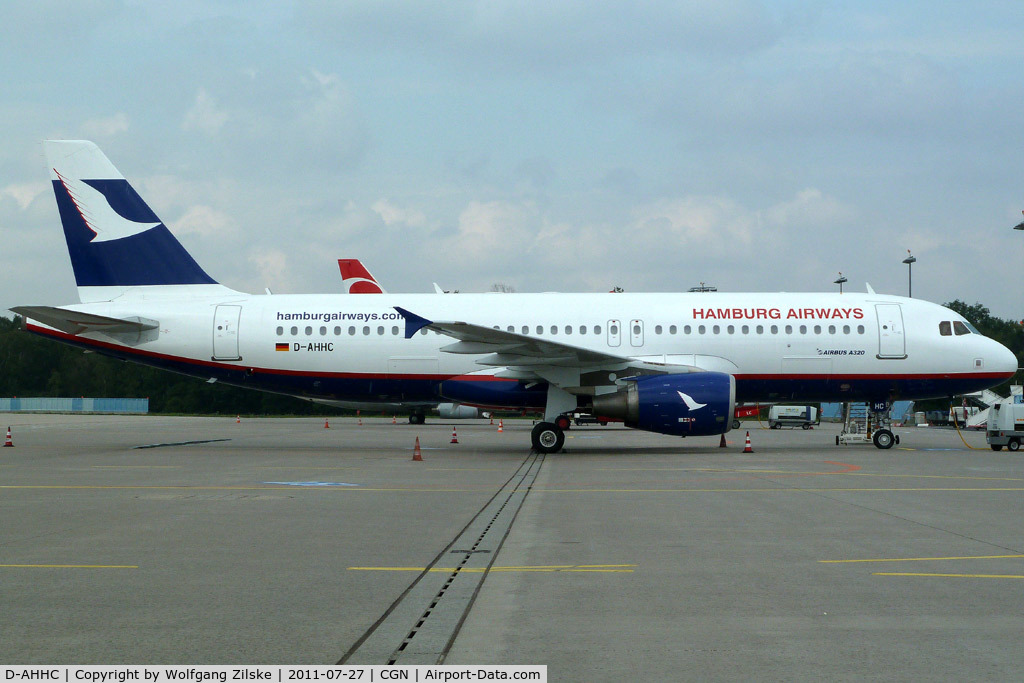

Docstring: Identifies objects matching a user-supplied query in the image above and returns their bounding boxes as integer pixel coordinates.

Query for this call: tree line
[1,301,1021,415]
[0,315,334,416]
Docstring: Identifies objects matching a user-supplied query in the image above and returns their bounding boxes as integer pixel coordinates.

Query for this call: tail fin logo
[55,170,161,243]
[338,259,386,294]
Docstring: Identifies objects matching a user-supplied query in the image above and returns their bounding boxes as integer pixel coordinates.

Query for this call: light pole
[902,250,916,298]
[834,273,847,294]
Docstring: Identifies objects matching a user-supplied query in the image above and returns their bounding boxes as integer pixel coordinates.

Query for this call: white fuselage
[29,289,1017,408]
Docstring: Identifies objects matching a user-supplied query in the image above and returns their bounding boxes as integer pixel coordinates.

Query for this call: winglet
[394,307,433,339]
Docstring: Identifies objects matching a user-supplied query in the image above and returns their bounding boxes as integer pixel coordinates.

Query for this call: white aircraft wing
[395,306,630,371]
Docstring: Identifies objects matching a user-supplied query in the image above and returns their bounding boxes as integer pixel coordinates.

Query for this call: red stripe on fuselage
[24,324,515,382]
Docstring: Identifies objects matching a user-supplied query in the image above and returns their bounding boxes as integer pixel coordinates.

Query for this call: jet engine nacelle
[591,372,736,437]
[437,403,484,419]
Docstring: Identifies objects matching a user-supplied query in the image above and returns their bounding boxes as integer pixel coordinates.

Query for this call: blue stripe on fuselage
[25,325,1011,408]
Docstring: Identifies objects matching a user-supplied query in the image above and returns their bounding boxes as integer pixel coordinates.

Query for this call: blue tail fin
[44,141,222,301]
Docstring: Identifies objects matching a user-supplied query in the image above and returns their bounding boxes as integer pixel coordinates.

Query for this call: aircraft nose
[991,339,1019,377]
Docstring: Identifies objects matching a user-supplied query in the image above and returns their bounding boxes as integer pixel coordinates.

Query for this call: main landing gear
[408,412,426,425]
[531,422,565,454]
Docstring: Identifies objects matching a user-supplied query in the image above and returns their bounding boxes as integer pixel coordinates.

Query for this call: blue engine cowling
[591,372,736,437]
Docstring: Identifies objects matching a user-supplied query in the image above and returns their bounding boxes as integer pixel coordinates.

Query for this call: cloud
[296,1,782,74]
[181,89,229,135]
[80,112,129,138]
[372,199,429,229]
[173,204,238,239]
[1,182,49,211]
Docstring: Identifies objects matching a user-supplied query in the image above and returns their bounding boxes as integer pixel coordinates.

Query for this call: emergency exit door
[213,305,242,360]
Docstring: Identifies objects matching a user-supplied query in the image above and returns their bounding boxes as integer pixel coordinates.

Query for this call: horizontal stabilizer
[12,305,159,345]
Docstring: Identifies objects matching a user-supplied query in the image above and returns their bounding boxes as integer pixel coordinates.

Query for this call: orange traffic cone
[412,437,423,461]
[324,418,330,429]
[3,427,12,447]
[392,415,397,425]
[719,433,727,448]
[498,420,504,433]
[236,415,241,424]
[358,417,362,426]
[451,427,459,444]
[490,416,494,426]
[742,431,754,453]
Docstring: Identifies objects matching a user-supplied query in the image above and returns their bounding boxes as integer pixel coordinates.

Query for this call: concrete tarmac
[2,415,1024,680]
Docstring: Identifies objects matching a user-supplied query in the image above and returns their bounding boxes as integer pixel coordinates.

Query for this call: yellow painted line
[349,564,636,573]
[1,564,138,569]
[7,485,1024,493]
[92,466,181,469]
[0,485,481,491]
[842,473,1024,482]
[874,572,1024,579]
[597,469,1024,482]
[821,554,1024,564]
[539,487,1024,492]
[256,466,360,470]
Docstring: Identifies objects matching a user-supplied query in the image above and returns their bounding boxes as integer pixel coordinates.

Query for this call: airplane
[10,140,1018,453]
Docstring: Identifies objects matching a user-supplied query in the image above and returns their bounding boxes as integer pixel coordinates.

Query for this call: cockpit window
[953,321,972,336]
[939,321,951,336]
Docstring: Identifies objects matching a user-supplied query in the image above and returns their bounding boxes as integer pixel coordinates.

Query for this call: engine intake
[591,372,735,437]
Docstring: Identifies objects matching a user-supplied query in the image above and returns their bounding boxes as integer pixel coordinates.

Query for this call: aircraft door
[630,319,644,347]
[875,304,906,359]
[212,305,242,361]
[607,319,621,347]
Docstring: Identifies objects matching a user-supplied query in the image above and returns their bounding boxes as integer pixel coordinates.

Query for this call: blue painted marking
[394,306,432,339]
[263,481,360,487]
[53,178,216,286]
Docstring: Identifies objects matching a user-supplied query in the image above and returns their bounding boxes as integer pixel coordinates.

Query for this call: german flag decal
[275,343,289,352]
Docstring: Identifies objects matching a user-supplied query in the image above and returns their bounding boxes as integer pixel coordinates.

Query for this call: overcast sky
[3,1,1024,318]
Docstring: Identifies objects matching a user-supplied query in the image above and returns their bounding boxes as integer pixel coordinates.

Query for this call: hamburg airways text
[692,307,864,320]
[277,311,402,323]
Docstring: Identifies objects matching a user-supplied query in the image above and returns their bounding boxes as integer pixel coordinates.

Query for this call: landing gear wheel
[872,428,895,449]
[531,422,565,454]
[409,413,425,425]
[555,414,571,431]
[732,419,741,430]
[1009,438,1020,452]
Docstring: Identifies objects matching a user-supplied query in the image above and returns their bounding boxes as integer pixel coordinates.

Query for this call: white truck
[768,405,819,430]
[985,397,1024,451]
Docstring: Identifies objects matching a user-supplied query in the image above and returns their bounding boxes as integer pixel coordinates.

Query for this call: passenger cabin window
[953,321,971,336]
[939,321,952,336]
[276,326,284,336]
[594,325,602,334]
